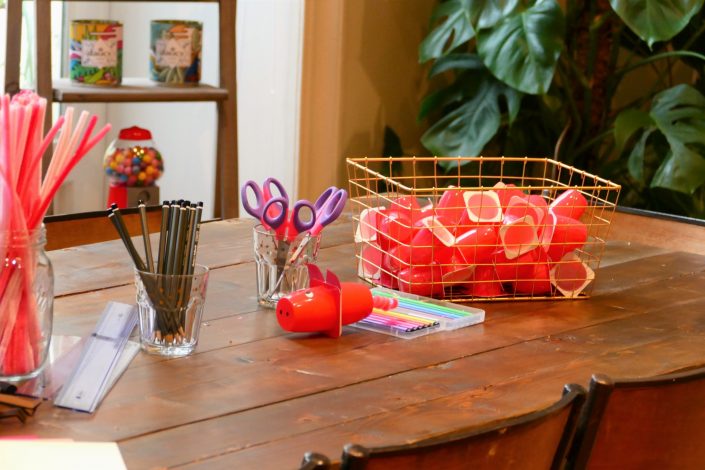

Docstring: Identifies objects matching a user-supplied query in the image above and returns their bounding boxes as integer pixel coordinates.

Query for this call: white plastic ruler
[54,302,138,413]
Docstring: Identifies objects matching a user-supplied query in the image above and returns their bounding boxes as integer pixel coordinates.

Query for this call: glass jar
[0,226,54,381]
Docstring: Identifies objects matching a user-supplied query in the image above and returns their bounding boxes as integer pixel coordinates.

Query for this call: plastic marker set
[353,287,485,339]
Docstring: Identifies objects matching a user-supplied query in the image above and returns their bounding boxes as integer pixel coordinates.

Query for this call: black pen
[137,200,154,272]
[157,200,169,275]
[108,205,147,272]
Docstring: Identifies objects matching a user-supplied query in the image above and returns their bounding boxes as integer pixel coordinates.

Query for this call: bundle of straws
[0,91,111,375]
[108,200,203,343]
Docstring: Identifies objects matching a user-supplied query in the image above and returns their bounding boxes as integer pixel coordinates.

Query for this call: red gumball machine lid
[118,126,152,140]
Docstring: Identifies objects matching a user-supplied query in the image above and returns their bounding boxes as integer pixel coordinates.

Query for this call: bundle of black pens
[108,200,210,356]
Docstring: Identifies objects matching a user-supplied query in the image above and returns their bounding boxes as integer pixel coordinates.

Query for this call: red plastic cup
[398,264,444,297]
[454,225,499,265]
[511,249,551,295]
[389,196,421,222]
[550,189,588,219]
[379,269,399,289]
[550,251,595,297]
[493,247,544,283]
[355,206,385,243]
[546,215,587,261]
[435,188,467,225]
[466,265,505,297]
[389,223,453,269]
[493,182,525,210]
[463,190,503,224]
[499,215,540,259]
[376,210,414,251]
[505,195,546,226]
[359,243,384,279]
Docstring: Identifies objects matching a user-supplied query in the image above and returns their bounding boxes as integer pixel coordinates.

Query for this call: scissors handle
[261,197,289,235]
[241,180,266,219]
[262,177,288,203]
[313,186,337,211]
[311,189,347,236]
[289,200,316,235]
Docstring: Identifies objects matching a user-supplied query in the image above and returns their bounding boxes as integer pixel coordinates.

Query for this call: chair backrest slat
[570,367,705,469]
[336,383,586,470]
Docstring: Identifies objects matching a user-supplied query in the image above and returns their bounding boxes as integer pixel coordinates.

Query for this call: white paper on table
[0,440,127,470]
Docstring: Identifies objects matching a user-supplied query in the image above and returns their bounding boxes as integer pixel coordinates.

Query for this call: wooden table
[2,212,705,469]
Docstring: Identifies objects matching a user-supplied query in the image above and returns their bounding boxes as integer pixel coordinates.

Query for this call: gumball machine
[104,126,164,208]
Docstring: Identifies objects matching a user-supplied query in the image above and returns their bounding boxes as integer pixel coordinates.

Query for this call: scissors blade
[288,233,313,264]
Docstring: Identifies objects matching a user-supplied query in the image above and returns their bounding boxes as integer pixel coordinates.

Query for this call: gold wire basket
[347,156,621,302]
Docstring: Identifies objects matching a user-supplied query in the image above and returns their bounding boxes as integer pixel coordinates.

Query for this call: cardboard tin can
[69,20,123,86]
[150,20,202,86]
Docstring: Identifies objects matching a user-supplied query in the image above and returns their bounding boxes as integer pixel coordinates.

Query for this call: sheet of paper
[0,440,127,470]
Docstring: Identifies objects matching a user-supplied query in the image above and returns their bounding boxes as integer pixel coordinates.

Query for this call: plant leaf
[419,0,474,63]
[627,128,655,183]
[614,108,653,157]
[477,0,565,94]
[650,83,705,146]
[421,72,521,165]
[418,83,466,122]
[429,53,484,78]
[651,143,705,193]
[646,85,705,193]
[468,0,522,29]
[609,0,705,47]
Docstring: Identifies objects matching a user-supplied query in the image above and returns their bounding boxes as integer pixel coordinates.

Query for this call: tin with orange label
[69,20,123,86]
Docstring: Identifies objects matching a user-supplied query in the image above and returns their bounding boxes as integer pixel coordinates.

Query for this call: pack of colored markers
[353,287,485,339]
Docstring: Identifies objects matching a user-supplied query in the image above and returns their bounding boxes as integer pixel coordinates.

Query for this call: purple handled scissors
[288,187,348,263]
[241,178,316,241]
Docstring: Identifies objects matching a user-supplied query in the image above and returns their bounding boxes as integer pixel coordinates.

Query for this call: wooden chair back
[44,206,163,251]
[337,383,586,470]
[569,366,705,469]
[299,452,331,470]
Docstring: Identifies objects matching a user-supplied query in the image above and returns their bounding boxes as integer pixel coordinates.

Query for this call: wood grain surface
[1,212,704,469]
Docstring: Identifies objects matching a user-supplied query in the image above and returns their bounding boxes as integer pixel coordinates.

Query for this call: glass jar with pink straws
[0,90,111,380]
[0,226,53,380]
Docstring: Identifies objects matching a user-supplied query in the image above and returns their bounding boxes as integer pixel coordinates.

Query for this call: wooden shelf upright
[4,0,239,218]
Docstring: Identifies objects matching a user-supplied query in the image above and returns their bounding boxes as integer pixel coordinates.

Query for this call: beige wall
[299,0,436,200]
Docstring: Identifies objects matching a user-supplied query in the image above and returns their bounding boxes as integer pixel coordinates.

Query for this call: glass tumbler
[253,224,321,307]
[135,264,209,357]
[0,226,54,381]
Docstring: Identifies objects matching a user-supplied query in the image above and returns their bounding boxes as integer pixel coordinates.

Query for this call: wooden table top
[2,212,705,469]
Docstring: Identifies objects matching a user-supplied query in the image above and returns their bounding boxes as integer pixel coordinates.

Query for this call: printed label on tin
[155,36,192,68]
[81,38,118,68]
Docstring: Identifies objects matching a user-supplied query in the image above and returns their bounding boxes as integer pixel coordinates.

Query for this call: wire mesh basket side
[347,157,621,302]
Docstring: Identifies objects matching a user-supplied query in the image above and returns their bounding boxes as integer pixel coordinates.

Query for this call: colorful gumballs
[103,126,164,187]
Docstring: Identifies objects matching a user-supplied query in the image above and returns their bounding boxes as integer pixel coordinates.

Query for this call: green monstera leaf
[609,0,704,47]
[421,69,522,168]
[468,0,521,29]
[419,0,474,63]
[620,84,705,193]
[476,0,565,95]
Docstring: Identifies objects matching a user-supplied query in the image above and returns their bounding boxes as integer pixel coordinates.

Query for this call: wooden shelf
[53,78,229,103]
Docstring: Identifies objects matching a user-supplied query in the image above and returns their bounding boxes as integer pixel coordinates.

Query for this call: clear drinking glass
[253,224,321,307]
[134,264,209,357]
[0,226,54,381]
